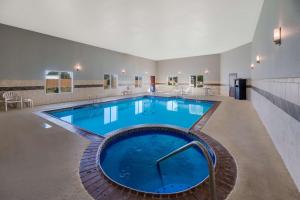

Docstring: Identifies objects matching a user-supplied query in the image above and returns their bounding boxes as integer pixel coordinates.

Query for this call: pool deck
[0,94,299,200]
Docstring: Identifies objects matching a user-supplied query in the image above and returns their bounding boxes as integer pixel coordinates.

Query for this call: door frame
[229,73,237,97]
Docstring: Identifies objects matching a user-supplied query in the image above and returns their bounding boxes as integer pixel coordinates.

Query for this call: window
[111,74,118,89]
[104,74,110,89]
[190,75,203,88]
[168,76,178,86]
[134,76,142,88]
[45,71,73,94]
[196,75,204,87]
[104,74,118,89]
[190,75,196,87]
[60,72,73,92]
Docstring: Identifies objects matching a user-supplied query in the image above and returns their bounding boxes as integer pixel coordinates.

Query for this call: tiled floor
[0,95,299,200]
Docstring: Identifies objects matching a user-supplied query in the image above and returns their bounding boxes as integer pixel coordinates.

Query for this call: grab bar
[156,141,217,200]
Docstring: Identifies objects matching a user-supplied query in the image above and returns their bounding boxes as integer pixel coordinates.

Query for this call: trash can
[235,79,246,100]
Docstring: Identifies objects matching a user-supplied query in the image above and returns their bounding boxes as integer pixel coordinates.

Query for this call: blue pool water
[99,129,216,194]
[47,96,214,136]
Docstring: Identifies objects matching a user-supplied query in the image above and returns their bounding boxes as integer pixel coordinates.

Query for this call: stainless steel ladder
[156,141,217,200]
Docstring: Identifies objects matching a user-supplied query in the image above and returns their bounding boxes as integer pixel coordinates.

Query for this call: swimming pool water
[99,129,216,194]
[47,96,214,136]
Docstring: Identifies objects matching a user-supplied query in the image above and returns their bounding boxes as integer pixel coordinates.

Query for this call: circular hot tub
[97,126,216,195]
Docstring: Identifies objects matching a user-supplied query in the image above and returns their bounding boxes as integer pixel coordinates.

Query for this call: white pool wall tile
[250,77,300,190]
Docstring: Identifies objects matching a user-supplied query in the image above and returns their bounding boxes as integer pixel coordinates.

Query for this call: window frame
[196,75,204,88]
[167,76,178,86]
[189,74,204,88]
[45,70,73,95]
[104,73,118,90]
[134,75,143,88]
[190,75,196,87]
[111,74,118,89]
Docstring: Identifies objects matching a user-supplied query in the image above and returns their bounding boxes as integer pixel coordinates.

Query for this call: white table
[204,87,212,96]
[23,98,34,108]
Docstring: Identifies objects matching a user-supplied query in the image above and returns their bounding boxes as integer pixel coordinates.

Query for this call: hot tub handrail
[156,140,217,200]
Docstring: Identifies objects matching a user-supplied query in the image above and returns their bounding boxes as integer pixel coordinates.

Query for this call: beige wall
[0,79,150,106]
[0,23,156,105]
[0,24,156,81]
[156,54,220,84]
[156,54,221,95]
[220,43,252,96]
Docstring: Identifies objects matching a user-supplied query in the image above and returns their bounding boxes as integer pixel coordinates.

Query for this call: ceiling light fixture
[273,27,281,45]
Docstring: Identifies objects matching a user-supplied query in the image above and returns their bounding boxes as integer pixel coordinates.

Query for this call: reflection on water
[49,96,214,136]
[166,100,178,111]
[104,106,118,124]
[61,115,73,123]
[189,104,204,115]
[135,100,143,115]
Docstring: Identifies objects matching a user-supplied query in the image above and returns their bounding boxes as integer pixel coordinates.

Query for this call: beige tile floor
[0,95,299,200]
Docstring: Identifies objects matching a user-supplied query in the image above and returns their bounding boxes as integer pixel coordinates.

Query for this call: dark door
[150,76,156,92]
[229,73,237,97]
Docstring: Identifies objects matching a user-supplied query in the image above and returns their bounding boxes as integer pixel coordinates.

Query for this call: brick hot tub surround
[79,128,237,200]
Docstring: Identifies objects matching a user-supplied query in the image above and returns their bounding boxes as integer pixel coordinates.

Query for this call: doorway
[150,76,156,92]
[229,73,237,97]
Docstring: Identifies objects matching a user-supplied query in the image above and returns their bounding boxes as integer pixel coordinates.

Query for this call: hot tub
[97,126,216,195]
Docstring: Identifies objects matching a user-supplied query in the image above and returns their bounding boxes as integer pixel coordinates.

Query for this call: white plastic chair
[182,87,192,96]
[2,91,23,112]
[203,86,212,96]
[121,86,133,95]
[172,86,181,96]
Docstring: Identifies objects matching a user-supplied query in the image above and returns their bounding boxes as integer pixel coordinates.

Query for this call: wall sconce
[204,69,209,74]
[74,64,82,72]
[256,55,261,64]
[121,69,126,74]
[273,27,281,45]
[251,64,255,69]
[177,71,182,74]
[145,71,148,75]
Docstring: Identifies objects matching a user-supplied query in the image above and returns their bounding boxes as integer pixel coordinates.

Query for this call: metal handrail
[156,141,217,200]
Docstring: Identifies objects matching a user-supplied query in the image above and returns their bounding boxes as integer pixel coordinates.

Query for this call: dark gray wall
[0,24,156,80]
[251,0,300,79]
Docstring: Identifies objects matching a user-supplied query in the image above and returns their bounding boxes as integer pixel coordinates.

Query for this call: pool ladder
[156,141,217,200]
